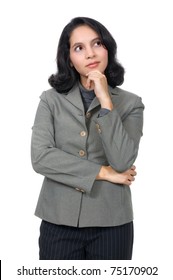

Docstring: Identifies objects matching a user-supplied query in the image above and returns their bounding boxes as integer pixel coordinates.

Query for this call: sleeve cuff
[98,108,111,118]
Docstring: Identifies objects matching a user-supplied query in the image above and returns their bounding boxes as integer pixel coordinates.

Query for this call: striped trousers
[39,220,133,260]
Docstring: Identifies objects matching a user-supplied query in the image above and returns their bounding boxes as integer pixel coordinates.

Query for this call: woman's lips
[86,62,100,68]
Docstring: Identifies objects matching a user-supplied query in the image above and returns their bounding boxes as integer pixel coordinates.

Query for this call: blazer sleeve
[94,96,144,172]
[31,95,101,194]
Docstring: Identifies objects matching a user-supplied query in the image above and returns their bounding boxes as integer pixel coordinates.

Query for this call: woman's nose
[85,47,95,59]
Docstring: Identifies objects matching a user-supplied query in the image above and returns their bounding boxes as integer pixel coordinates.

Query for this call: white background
[0,0,173,279]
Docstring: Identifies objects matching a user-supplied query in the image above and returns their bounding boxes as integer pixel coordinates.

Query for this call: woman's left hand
[86,70,113,110]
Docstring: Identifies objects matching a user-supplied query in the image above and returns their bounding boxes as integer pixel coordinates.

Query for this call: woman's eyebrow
[71,37,101,48]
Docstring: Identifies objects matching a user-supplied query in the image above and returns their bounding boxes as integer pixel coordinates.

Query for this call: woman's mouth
[86,62,100,68]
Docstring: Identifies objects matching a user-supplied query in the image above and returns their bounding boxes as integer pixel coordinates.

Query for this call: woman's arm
[86,70,144,172]
[31,96,101,194]
[95,101,144,172]
[96,165,137,186]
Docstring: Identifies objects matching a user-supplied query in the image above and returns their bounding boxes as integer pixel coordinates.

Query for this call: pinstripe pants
[39,220,133,260]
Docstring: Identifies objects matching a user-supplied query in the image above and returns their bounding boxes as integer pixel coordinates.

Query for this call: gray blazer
[31,84,144,227]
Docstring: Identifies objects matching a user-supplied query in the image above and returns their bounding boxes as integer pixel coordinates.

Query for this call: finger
[85,77,92,89]
[131,176,135,181]
[127,170,137,177]
[131,170,137,176]
[131,165,136,170]
[127,180,132,186]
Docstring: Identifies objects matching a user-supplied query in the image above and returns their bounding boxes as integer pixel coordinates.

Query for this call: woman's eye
[74,45,83,52]
[94,40,102,47]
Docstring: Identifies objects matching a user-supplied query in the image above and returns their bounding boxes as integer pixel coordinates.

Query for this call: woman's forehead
[70,25,99,45]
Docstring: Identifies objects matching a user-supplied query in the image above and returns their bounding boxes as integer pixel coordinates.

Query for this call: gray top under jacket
[79,83,110,117]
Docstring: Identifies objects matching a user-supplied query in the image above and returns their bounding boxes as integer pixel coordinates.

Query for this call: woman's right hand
[96,165,137,186]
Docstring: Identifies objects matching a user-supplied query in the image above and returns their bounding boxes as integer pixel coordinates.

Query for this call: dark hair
[48,17,125,93]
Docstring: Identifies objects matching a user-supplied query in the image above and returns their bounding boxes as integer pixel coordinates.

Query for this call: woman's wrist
[100,99,113,110]
[96,166,108,180]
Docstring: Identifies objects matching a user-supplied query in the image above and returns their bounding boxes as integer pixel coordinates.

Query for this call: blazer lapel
[64,85,84,113]
[87,97,100,112]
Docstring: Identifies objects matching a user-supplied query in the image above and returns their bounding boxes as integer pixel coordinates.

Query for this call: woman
[31,16,144,260]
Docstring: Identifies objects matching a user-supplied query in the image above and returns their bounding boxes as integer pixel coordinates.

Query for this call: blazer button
[96,123,101,133]
[75,187,85,193]
[80,131,86,137]
[79,150,85,157]
[86,112,91,119]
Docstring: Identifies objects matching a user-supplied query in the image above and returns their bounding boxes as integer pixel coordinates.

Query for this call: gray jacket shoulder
[40,87,59,101]
[110,86,144,112]
[111,86,142,100]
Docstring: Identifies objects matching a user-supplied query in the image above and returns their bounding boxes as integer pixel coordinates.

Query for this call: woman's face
[69,25,108,87]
